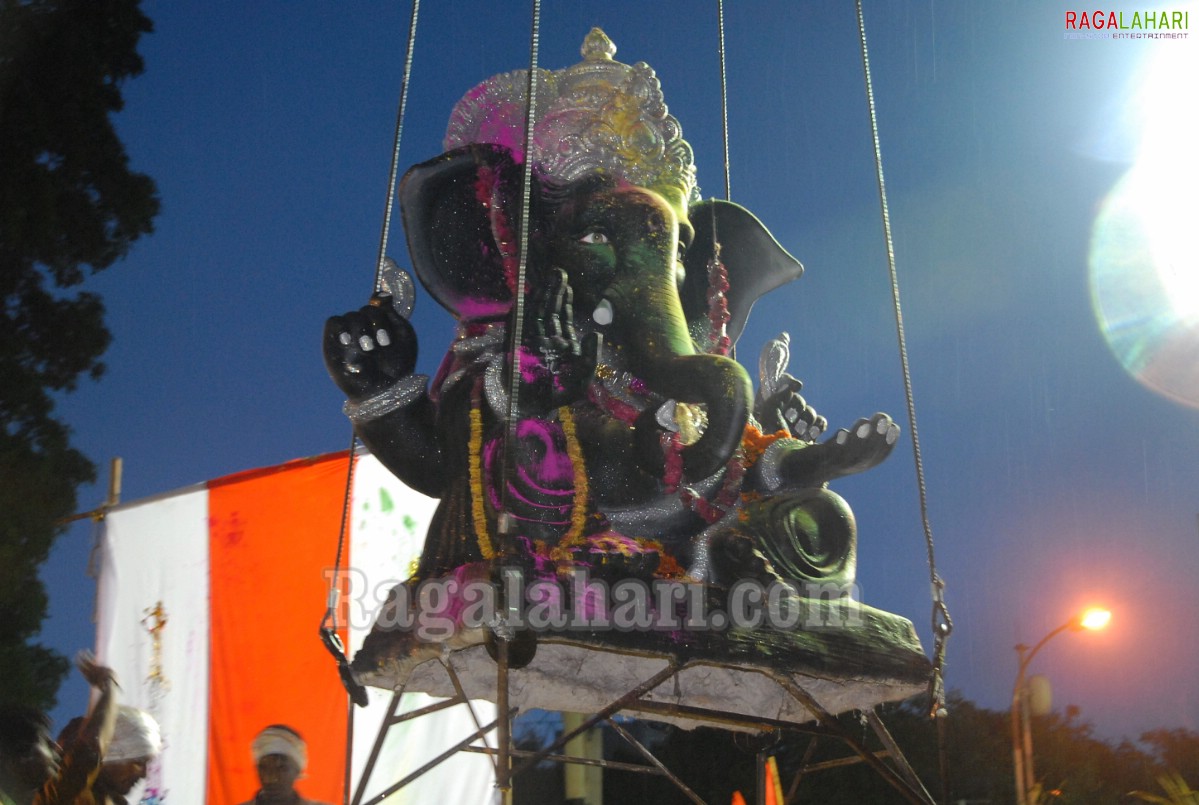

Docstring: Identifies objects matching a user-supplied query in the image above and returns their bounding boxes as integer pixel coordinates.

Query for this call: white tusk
[592,298,614,326]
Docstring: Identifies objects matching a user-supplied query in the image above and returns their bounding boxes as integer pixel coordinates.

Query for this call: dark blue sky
[40,1,1198,743]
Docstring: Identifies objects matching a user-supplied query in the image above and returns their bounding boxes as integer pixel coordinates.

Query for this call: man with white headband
[80,705,161,804]
[236,726,330,805]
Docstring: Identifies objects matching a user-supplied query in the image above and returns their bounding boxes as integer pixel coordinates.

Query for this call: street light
[1011,608,1111,805]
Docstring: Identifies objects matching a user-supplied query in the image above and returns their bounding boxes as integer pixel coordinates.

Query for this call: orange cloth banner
[207,453,351,805]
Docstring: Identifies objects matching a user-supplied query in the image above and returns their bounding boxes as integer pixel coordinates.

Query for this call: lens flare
[1090,168,1199,409]
[1089,30,1198,409]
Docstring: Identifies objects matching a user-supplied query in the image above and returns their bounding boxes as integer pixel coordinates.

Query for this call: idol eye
[676,241,688,262]
[579,230,610,245]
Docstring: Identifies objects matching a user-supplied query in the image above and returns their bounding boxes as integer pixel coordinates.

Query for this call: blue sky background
[39,1,1198,744]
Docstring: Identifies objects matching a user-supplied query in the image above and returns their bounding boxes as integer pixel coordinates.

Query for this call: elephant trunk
[650,353,752,480]
[576,185,752,483]
[602,276,752,483]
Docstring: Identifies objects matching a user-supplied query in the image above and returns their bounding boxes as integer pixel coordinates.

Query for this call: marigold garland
[558,405,589,545]
[645,539,686,578]
[741,423,791,466]
[467,396,496,560]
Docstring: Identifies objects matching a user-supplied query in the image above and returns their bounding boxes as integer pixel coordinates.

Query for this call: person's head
[250,725,306,797]
[97,705,161,795]
[0,705,60,791]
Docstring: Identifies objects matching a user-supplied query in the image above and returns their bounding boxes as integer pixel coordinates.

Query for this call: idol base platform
[351,595,930,732]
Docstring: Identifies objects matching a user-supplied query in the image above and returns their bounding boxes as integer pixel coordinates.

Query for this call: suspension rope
[498,0,543,541]
[322,0,421,639]
[853,0,953,720]
[716,0,732,201]
[373,0,423,293]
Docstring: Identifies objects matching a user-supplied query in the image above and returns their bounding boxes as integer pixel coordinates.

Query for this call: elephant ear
[399,143,532,321]
[681,199,804,349]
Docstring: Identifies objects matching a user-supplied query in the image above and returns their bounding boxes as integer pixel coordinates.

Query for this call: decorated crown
[444,28,699,203]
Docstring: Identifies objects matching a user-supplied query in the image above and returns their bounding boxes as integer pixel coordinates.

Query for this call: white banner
[96,485,210,804]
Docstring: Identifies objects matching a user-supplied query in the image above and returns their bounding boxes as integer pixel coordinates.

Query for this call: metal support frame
[348,646,937,805]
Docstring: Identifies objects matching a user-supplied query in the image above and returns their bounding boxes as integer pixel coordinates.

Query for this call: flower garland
[662,431,684,494]
[540,532,680,579]
[558,405,590,544]
[741,423,791,466]
[706,246,732,356]
[676,447,747,525]
[648,539,687,578]
[466,386,693,579]
[467,391,496,560]
[467,396,591,561]
[661,424,748,524]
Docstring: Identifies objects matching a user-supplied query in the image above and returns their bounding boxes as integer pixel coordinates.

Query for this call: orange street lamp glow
[1079,608,1112,631]
[1012,606,1114,805]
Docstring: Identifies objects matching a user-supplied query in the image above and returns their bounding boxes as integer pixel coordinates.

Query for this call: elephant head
[399,143,803,482]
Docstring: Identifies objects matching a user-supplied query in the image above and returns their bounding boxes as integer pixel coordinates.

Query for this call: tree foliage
[1129,771,1199,805]
[1140,729,1199,789]
[0,0,158,709]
